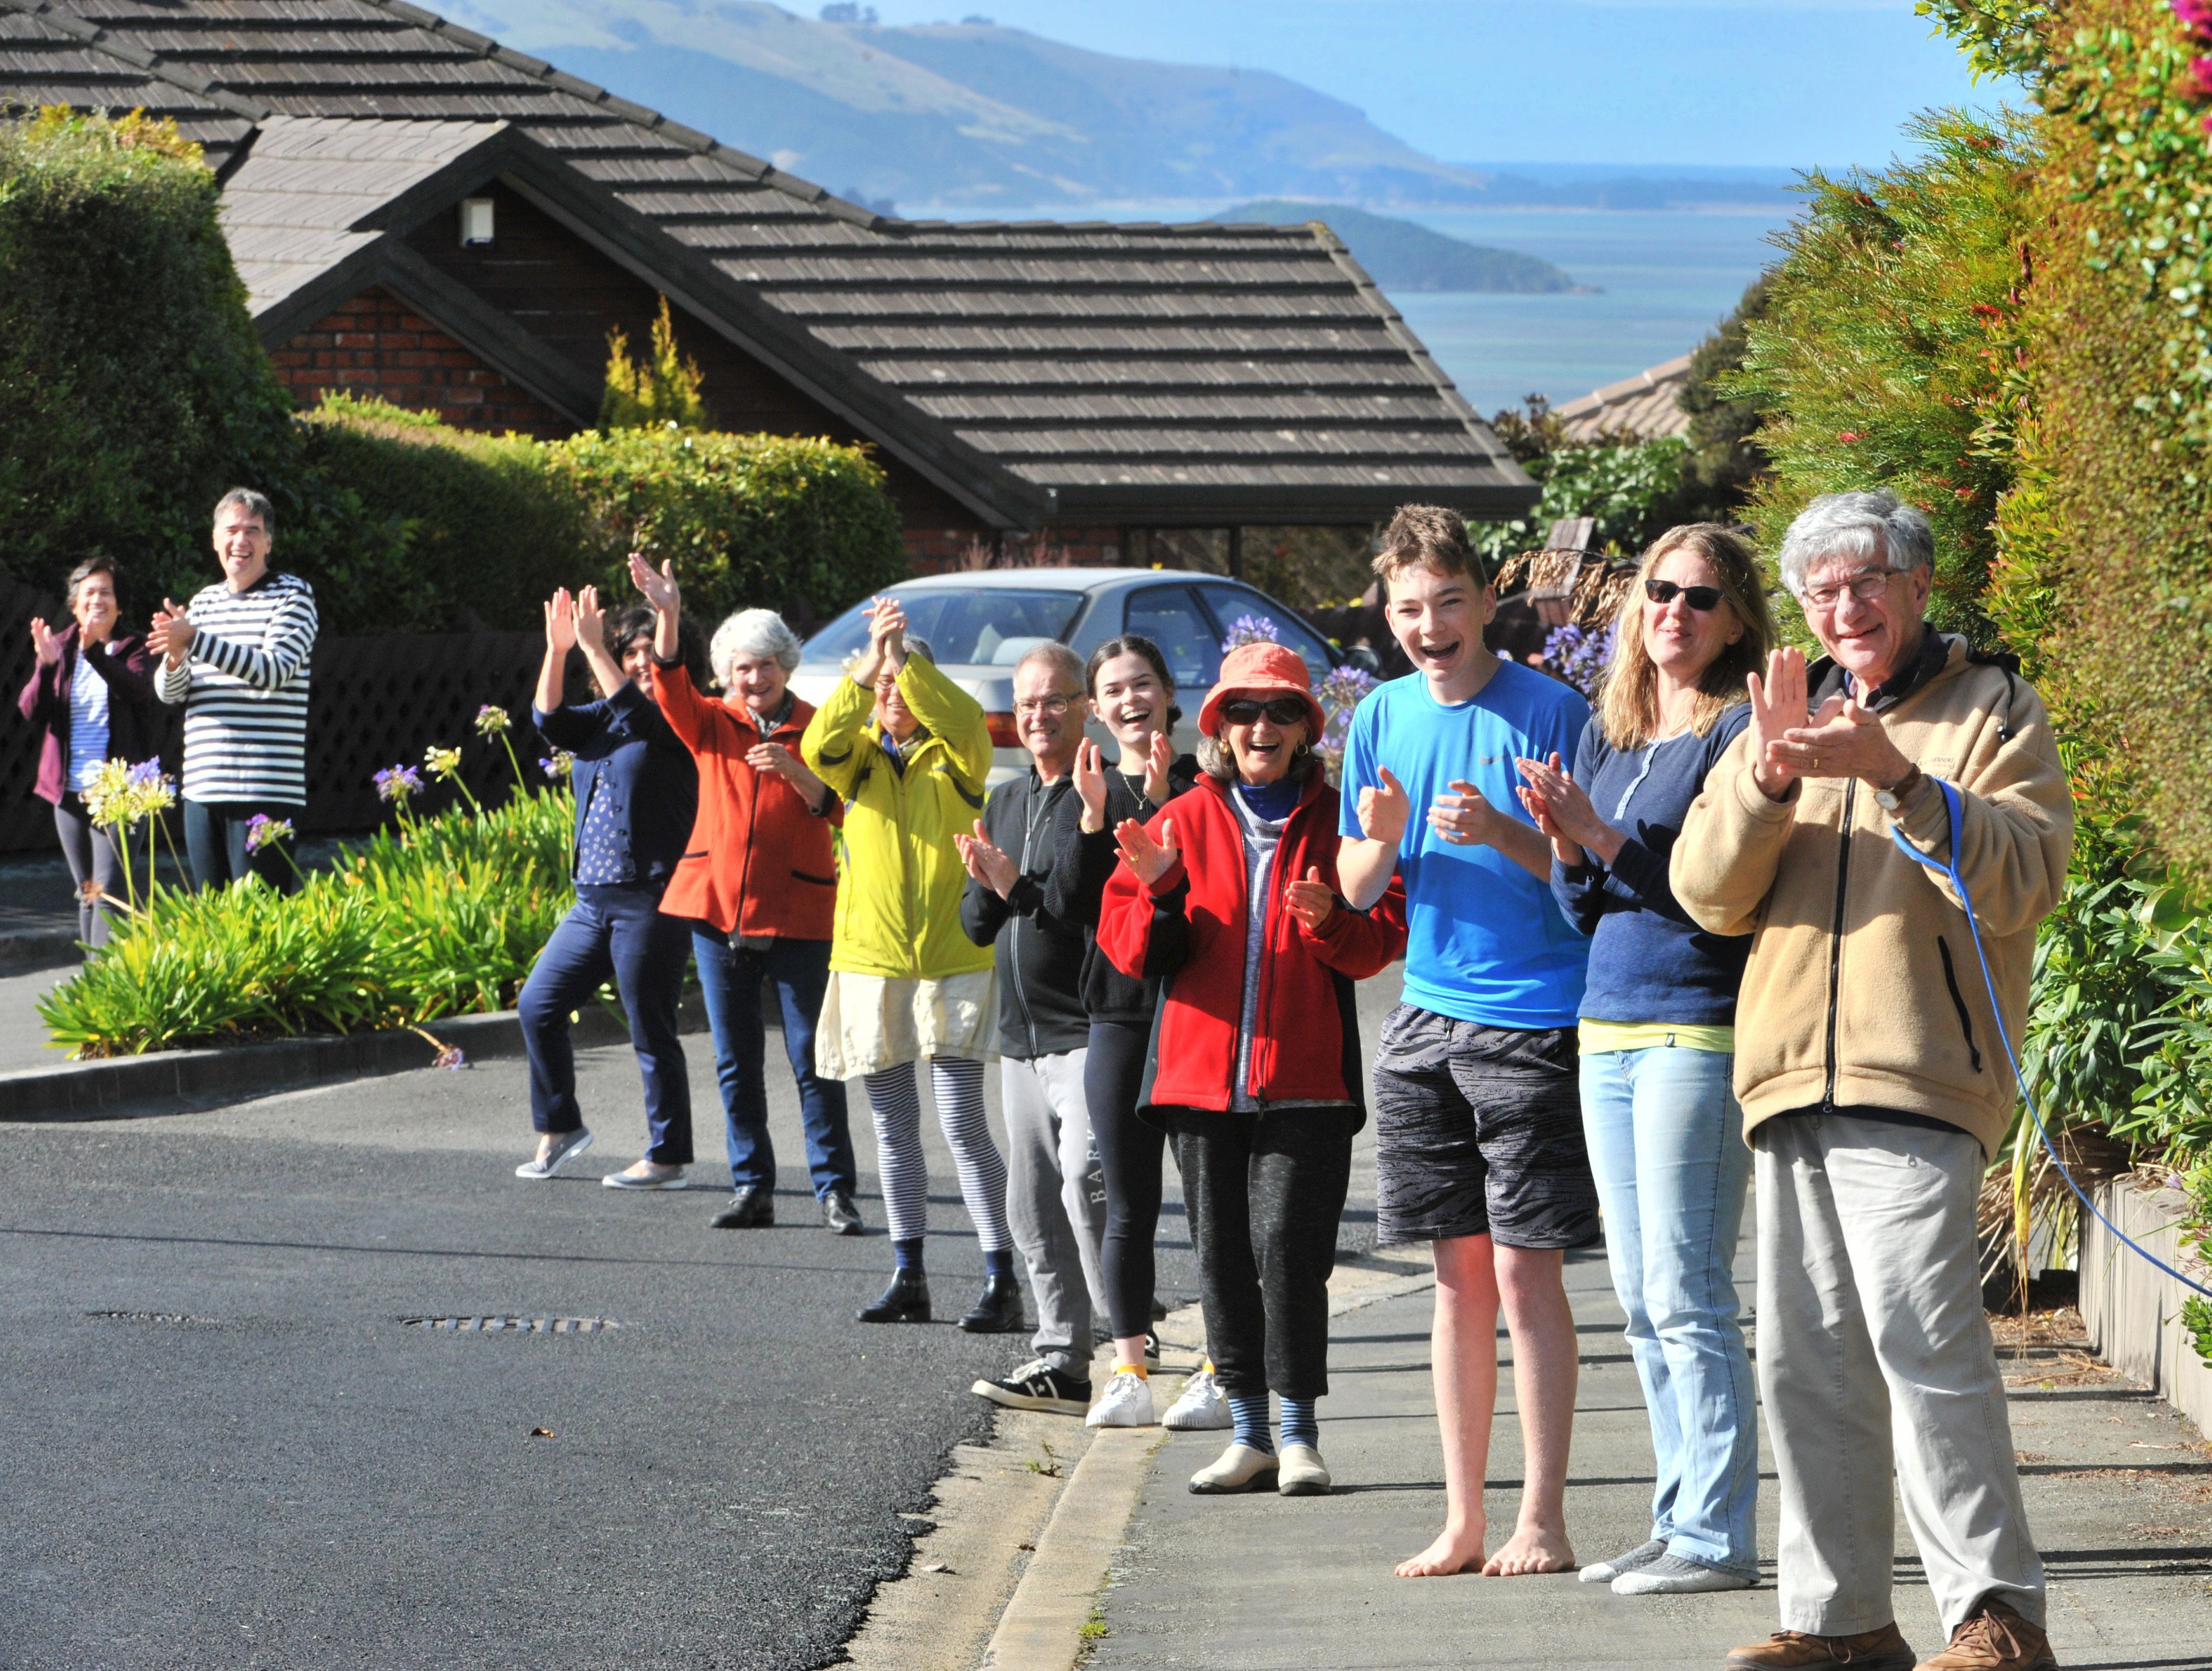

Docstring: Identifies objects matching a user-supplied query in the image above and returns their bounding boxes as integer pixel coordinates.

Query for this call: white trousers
[1756,1113,2045,1636]
[1002,1050,1110,1377]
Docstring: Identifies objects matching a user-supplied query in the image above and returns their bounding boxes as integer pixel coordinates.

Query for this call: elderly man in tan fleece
[1673,491,2073,1671]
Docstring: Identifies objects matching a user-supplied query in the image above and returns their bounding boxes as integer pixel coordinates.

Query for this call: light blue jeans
[1581,1042,1758,1576]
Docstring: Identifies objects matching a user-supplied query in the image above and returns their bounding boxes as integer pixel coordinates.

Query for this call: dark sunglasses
[1645,577,1726,611]
[1217,696,1310,726]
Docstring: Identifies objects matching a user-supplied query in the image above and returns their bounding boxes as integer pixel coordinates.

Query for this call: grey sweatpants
[1757,1113,2045,1636]
[1002,1049,1109,1377]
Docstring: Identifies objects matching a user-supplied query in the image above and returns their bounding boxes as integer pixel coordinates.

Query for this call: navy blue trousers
[519,883,694,1164]
[692,931,855,1199]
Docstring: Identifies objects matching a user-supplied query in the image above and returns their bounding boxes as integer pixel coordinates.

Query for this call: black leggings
[1087,1020,1166,1341]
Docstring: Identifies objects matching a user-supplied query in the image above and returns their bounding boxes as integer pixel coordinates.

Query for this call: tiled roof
[1554,353,1695,444]
[0,0,1535,527]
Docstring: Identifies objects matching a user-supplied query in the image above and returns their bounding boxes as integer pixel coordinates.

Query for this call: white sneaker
[1276,1442,1331,1496]
[1187,1441,1278,1495]
[515,1128,593,1179]
[1161,1367,1232,1430]
[1085,1368,1157,1428]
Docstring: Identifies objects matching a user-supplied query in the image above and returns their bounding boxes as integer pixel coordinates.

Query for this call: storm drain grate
[402,1315,618,1333]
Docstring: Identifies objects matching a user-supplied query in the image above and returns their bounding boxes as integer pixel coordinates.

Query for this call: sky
[857,1,2000,171]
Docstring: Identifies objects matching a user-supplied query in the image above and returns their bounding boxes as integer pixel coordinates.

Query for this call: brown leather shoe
[1725,1624,1916,1671]
[1912,1601,2057,1671]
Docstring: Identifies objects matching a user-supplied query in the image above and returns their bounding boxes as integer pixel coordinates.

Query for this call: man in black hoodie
[957,641,1109,1417]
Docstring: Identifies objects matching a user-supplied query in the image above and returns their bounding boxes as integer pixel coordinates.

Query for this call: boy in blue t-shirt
[1337,505,1598,1582]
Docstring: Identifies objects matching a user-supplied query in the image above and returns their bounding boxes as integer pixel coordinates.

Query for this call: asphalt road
[0,970,1402,1670]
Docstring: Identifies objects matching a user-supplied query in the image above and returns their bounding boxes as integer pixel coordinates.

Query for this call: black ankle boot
[857,1267,930,1324]
[959,1272,1025,1333]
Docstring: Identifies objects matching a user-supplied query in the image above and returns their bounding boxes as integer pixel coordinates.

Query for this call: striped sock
[1227,1394,1274,1454]
[1278,1397,1318,1450]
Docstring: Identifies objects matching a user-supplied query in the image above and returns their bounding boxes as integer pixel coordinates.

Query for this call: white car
[792,568,1341,783]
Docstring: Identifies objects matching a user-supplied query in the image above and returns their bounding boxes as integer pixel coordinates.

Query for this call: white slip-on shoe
[1580,1538,1668,1584]
[1085,1368,1157,1428]
[1612,1554,1753,1595]
[515,1128,593,1179]
[602,1160,687,1190]
[1187,1441,1279,1495]
[1161,1367,1232,1430]
[1276,1442,1331,1496]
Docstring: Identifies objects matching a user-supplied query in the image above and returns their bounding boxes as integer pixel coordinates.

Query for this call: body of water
[898,198,1799,420]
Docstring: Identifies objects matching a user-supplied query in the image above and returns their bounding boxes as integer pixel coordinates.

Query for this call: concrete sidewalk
[1087,1243,2212,1670]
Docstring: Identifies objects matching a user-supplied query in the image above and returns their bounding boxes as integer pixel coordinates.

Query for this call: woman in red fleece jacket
[1099,642,1405,1499]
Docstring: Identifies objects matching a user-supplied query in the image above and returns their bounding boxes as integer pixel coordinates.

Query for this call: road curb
[0,927,77,971]
[0,995,709,1121]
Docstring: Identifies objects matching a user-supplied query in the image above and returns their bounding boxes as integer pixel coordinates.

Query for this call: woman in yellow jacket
[804,596,1020,1332]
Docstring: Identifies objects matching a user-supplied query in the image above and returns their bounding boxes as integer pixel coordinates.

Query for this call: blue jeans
[182,798,303,896]
[518,884,693,1164]
[691,932,855,1200]
[1580,1042,1758,1576]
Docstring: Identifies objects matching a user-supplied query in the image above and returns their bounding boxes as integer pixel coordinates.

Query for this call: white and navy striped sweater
[155,572,318,805]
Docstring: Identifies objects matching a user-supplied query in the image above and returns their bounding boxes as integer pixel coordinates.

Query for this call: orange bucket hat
[1197,641,1326,740]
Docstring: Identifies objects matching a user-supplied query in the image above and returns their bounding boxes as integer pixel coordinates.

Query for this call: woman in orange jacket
[629,553,859,1236]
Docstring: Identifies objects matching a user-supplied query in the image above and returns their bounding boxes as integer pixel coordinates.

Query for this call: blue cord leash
[1890,778,2212,1300]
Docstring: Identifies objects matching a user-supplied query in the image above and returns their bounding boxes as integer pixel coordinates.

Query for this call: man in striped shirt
[148,489,317,894]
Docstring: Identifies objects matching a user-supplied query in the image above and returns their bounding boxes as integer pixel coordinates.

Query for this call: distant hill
[1215,201,1590,294]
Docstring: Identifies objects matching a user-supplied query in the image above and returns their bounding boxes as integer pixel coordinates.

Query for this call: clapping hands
[1114,815,1179,887]
[1283,864,1338,933]
[956,818,1019,899]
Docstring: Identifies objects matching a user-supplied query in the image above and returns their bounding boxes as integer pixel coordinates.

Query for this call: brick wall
[271,286,569,436]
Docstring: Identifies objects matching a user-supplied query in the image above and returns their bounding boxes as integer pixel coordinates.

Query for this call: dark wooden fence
[1,575,565,854]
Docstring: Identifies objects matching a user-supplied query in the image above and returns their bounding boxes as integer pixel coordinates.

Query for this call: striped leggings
[863,1056,1011,1253]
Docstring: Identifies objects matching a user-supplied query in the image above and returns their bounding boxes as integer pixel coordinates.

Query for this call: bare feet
[1395,1521,1487,1578]
[1481,1525,1575,1577]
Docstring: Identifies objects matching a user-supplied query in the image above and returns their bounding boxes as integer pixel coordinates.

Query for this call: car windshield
[803,589,1085,667]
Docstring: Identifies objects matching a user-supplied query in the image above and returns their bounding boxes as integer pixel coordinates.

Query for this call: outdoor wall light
[460,198,495,246]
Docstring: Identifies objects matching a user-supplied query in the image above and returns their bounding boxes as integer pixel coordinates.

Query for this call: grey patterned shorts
[1370,1003,1599,1250]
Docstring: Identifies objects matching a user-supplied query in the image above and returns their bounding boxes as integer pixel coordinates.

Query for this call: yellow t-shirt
[1578,1020,1735,1054]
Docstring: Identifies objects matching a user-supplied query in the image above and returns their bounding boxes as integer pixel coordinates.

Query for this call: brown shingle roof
[1,0,1537,527]
[1554,353,1695,444]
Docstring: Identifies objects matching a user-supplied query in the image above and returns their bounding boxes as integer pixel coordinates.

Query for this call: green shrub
[547,425,908,627]
[1679,276,1773,515]
[0,108,311,606]
[1725,109,2036,644]
[38,780,576,1056]
[599,295,707,431]
[1469,433,1692,567]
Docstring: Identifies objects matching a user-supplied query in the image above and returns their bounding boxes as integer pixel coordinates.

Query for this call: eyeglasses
[1800,569,1898,610]
[1013,694,1075,717]
[1217,696,1310,726]
[1645,578,1725,611]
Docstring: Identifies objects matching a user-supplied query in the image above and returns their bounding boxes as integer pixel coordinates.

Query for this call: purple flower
[126,758,163,786]
[2179,0,2212,37]
[244,813,296,854]
[1220,614,1282,654]
[373,764,424,803]
[1543,622,1614,698]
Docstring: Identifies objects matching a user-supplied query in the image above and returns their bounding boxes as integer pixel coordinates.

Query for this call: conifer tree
[599,294,707,430]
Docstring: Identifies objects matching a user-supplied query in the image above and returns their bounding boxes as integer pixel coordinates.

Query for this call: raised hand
[629,551,680,616]
[28,617,60,667]
[1284,864,1338,933]
[1356,764,1411,846]
[543,588,578,654]
[1074,739,1110,833]
[1142,727,1175,808]
[956,818,1019,898]
[1114,815,1179,887]
[1779,695,1911,788]
[1748,646,1810,800]
[1430,778,1505,848]
[573,584,606,648]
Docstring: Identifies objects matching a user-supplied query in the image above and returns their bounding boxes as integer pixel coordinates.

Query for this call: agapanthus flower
[1220,614,1282,654]
[2178,0,2212,40]
[374,764,424,804]
[424,745,464,779]
[244,814,295,854]
[84,758,176,828]
[474,703,512,738]
[540,751,575,781]
[1543,622,1614,699]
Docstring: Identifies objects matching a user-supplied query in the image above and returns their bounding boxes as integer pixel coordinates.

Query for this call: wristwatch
[1873,764,1923,812]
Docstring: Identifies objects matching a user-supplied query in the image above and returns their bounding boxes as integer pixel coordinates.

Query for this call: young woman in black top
[1045,635,1208,1429]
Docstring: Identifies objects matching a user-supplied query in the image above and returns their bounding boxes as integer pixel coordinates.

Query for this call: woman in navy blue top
[1514,525,1774,1597]
[515,584,701,1190]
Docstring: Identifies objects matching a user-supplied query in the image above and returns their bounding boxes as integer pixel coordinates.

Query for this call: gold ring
[1813,756,1820,772]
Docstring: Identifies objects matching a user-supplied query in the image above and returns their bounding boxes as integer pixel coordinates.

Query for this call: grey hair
[710,607,803,684]
[1776,490,1934,597]
[213,487,275,539]
[1013,640,1085,692]
[902,635,935,667]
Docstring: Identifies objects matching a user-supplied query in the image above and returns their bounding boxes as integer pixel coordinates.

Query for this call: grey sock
[1578,1538,1667,1583]
[1612,1552,1754,1595]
